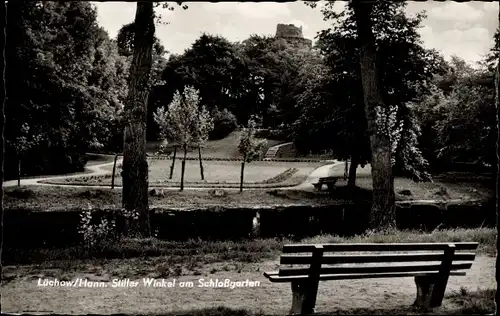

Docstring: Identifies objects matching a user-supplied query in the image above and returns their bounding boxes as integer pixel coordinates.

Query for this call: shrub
[77,205,116,252]
[209,108,238,140]
[5,188,35,199]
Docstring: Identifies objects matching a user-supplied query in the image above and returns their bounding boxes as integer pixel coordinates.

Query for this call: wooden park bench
[312,176,339,192]
[264,242,478,315]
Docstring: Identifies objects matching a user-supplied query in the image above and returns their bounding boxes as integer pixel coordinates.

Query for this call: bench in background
[264,242,478,315]
[312,176,339,192]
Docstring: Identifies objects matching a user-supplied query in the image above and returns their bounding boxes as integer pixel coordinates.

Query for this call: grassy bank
[4,179,493,211]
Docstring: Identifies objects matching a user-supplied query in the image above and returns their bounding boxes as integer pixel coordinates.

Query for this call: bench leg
[414,275,434,310]
[290,281,317,315]
[326,183,335,192]
[414,275,450,309]
[430,274,451,307]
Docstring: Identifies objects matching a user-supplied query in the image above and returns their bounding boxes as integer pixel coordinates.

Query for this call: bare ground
[1,255,494,315]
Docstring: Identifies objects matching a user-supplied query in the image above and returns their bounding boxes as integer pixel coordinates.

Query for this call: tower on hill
[275,23,312,49]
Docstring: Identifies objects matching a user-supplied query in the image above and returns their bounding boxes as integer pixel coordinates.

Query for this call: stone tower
[275,23,312,49]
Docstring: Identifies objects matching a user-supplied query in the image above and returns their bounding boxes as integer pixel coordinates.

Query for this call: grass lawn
[1,228,496,315]
[47,159,323,187]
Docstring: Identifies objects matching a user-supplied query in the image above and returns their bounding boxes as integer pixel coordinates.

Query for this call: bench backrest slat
[280,252,476,265]
[282,242,478,253]
[318,177,337,181]
[278,262,473,277]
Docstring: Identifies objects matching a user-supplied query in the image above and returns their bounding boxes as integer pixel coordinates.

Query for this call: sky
[94,1,499,65]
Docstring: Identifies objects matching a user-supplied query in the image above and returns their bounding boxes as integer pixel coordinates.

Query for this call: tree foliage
[5,1,127,178]
[416,57,496,170]
[235,35,325,129]
[154,32,324,139]
[238,116,267,163]
[159,35,244,112]
[154,86,214,149]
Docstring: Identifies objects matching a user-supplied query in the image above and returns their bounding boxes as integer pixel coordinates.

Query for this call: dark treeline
[5,1,497,180]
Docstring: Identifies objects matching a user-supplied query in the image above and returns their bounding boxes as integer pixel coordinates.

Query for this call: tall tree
[122,2,155,237]
[116,21,168,142]
[495,2,500,314]
[300,1,441,187]
[121,2,186,237]
[351,0,395,229]
[1,0,6,262]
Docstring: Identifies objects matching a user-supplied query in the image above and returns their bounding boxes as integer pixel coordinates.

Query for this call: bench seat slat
[278,262,472,277]
[280,252,476,265]
[282,242,478,253]
[264,271,467,283]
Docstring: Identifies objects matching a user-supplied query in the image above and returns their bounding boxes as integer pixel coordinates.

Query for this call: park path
[2,157,123,188]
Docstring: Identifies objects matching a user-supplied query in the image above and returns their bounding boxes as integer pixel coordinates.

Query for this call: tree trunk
[169,145,177,179]
[122,2,155,238]
[240,161,245,193]
[111,153,119,189]
[17,157,21,187]
[180,144,187,191]
[495,3,500,314]
[352,0,396,230]
[344,159,349,180]
[348,155,359,188]
[1,1,5,246]
[198,146,204,180]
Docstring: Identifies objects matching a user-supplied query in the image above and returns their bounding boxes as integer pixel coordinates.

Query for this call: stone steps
[264,142,294,159]
[264,147,280,158]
